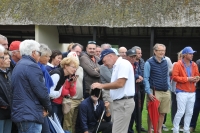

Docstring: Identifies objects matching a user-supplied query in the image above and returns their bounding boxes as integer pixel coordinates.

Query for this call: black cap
[126,48,137,56]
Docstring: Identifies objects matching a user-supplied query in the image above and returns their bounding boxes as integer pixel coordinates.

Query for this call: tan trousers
[112,98,135,133]
[63,99,82,133]
[102,89,114,121]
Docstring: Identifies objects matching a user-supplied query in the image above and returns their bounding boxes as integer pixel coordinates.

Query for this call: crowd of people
[0,33,200,133]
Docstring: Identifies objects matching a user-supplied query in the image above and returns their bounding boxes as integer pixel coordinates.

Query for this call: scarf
[38,62,54,93]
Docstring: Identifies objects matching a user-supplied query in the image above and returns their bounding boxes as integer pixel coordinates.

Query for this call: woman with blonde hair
[63,52,84,133]
[67,43,75,52]
[49,56,79,124]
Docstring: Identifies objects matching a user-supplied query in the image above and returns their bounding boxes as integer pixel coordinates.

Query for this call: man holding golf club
[75,88,112,133]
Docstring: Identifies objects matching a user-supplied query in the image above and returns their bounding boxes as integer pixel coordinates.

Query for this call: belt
[113,96,134,101]
[150,88,168,92]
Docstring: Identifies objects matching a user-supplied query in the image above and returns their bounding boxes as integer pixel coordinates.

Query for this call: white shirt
[93,101,99,111]
[49,74,63,99]
[110,57,135,100]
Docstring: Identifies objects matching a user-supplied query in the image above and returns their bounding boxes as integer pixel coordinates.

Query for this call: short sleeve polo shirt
[110,57,135,100]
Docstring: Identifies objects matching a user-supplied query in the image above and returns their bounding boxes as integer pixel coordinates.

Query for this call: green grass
[138,102,200,133]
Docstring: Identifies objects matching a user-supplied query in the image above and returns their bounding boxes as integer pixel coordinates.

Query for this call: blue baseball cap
[98,49,115,65]
[182,47,196,54]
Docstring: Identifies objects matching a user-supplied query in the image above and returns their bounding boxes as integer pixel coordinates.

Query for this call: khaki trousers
[112,98,135,133]
[63,99,82,133]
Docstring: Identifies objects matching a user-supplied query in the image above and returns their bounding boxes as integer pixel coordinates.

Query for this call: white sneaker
[179,127,184,132]
[183,131,190,133]
[173,131,179,133]
[162,124,169,131]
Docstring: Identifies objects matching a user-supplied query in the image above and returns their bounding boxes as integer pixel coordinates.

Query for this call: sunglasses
[88,41,96,44]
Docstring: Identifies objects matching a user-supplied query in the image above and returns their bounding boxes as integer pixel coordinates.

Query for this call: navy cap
[182,46,196,54]
[98,49,115,65]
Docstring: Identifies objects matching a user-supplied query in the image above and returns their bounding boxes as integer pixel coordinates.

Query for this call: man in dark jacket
[132,46,147,132]
[76,89,112,133]
[11,40,52,133]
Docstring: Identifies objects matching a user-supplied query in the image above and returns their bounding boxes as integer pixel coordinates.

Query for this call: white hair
[0,34,7,41]
[101,43,112,50]
[67,52,79,64]
[40,43,52,56]
[0,45,5,53]
[20,40,40,56]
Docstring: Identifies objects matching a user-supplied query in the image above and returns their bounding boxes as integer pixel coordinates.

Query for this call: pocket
[17,122,33,132]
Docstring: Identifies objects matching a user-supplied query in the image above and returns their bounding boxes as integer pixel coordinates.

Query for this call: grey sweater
[100,65,113,102]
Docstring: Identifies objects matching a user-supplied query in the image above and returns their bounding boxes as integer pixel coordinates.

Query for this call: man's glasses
[0,56,4,60]
[88,41,96,44]
[36,51,42,56]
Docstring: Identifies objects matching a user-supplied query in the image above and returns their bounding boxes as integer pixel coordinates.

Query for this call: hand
[94,67,100,72]
[194,76,200,83]
[69,75,79,84]
[138,76,143,81]
[0,106,7,109]
[104,101,110,109]
[91,82,103,89]
[188,77,197,82]
[43,109,49,117]
[148,94,156,101]
[136,79,142,83]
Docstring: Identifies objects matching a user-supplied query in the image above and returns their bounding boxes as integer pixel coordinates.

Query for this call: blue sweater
[76,97,111,132]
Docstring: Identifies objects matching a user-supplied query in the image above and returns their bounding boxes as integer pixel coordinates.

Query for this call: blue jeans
[51,101,63,125]
[16,121,42,133]
[0,119,12,133]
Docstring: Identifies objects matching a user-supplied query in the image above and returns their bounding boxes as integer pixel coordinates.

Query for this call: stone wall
[0,0,200,27]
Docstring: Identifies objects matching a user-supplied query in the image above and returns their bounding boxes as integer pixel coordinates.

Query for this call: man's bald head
[118,47,127,59]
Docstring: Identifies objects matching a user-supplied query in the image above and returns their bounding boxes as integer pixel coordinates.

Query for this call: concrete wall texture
[0,0,200,27]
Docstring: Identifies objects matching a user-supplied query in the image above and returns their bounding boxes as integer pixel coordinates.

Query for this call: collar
[47,62,55,68]
[153,56,165,63]
[182,59,192,67]
[0,68,9,73]
[113,57,122,68]
[22,55,37,63]
[93,101,99,111]
[11,58,16,65]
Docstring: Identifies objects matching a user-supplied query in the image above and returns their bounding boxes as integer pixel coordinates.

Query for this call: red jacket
[53,80,76,104]
[172,60,199,92]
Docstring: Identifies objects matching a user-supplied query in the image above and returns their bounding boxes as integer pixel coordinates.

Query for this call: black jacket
[0,69,12,120]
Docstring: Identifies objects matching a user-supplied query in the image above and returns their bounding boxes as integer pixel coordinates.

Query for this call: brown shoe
[190,127,195,132]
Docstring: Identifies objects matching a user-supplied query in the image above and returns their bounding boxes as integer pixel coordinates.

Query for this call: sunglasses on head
[88,41,96,44]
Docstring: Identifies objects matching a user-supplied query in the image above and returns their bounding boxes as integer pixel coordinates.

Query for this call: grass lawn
[138,101,200,133]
